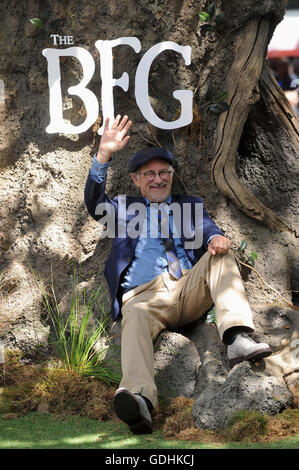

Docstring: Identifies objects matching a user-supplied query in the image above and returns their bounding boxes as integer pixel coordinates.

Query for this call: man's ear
[131,172,140,188]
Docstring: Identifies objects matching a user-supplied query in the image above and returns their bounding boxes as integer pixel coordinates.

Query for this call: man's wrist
[90,155,111,183]
[96,147,112,163]
[207,234,218,245]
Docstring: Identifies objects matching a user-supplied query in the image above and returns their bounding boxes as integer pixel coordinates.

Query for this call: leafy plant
[198,88,229,114]
[29,18,44,28]
[215,90,228,102]
[198,3,224,26]
[31,263,120,385]
[209,102,230,114]
[205,307,217,325]
[237,240,258,267]
[248,251,258,267]
[198,12,210,22]
[209,89,229,113]
[238,239,248,253]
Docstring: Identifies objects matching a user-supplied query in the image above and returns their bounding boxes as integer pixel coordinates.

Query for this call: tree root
[212,17,298,237]
[234,253,299,312]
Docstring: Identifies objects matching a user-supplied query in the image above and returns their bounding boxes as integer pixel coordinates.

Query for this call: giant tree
[0,0,298,426]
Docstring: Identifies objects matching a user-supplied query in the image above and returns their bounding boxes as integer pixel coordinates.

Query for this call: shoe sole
[229,347,272,368]
[113,390,152,434]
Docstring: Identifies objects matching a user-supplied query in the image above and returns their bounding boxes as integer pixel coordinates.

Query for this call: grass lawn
[0,412,298,450]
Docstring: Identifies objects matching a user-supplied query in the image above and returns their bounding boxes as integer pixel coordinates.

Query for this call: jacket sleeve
[202,203,224,247]
[84,167,118,222]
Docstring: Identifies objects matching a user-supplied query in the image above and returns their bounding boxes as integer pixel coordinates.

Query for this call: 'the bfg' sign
[42,37,193,135]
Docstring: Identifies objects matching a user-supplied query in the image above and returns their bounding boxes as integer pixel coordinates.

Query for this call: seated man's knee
[121,307,150,327]
[121,307,164,340]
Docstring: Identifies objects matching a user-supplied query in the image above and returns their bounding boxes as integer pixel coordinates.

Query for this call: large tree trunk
[0,0,298,427]
[212,18,298,236]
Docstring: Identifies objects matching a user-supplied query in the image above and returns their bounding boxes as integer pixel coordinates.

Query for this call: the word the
[42,37,193,135]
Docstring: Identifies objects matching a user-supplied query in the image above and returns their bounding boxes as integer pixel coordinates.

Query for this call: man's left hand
[208,235,231,256]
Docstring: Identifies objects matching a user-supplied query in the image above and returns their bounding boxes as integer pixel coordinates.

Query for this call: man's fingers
[104,117,110,129]
[213,246,229,254]
[208,245,216,255]
[118,115,129,131]
[112,114,121,129]
[120,119,132,137]
[209,237,231,256]
[119,135,130,148]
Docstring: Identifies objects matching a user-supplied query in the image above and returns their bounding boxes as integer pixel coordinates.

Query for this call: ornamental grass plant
[31,263,120,385]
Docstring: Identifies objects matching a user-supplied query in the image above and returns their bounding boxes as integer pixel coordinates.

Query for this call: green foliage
[198,6,229,114]
[199,88,229,114]
[224,410,268,442]
[29,18,44,28]
[198,3,225,28]
[205,308,217,325]
[198,12,210,22]
[248,251,258,267]
[237,240,258,267]
[215,90,228,102]
[30,263,120,385]
[199,3,216,22]
[1,412,298,449]
[238,239,248,253]
[207,2,216,19]
[209,102,229,114]
[208,90,229,114]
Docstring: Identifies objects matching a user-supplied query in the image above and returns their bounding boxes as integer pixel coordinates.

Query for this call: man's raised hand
[96,115,132,163]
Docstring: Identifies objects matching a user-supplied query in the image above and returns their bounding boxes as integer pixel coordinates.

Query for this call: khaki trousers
[120,251,254,407]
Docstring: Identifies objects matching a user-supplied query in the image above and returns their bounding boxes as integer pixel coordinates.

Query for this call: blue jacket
[84,172,224,320]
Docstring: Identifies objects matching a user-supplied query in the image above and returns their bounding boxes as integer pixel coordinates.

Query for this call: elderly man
[84,115,272,434]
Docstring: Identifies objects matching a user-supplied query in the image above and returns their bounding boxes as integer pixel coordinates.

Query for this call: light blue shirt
[89,156,193,290]
[122,195,194,290]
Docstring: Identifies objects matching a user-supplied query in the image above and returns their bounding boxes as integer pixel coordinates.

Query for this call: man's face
[131,158,174,202]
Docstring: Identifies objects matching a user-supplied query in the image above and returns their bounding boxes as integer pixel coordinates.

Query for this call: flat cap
[129,147,173,172]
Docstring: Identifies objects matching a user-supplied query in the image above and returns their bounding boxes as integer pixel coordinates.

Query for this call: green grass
[0,413,298,449]
[30,263,120,384]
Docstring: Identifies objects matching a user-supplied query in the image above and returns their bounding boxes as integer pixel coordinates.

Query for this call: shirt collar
[144,195,172,206]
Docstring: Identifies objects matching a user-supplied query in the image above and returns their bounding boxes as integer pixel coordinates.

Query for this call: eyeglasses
[138,170,173,182]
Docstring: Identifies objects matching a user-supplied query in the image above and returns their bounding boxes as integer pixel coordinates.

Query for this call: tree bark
[212,16,299,236]
[0,0,298,418]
